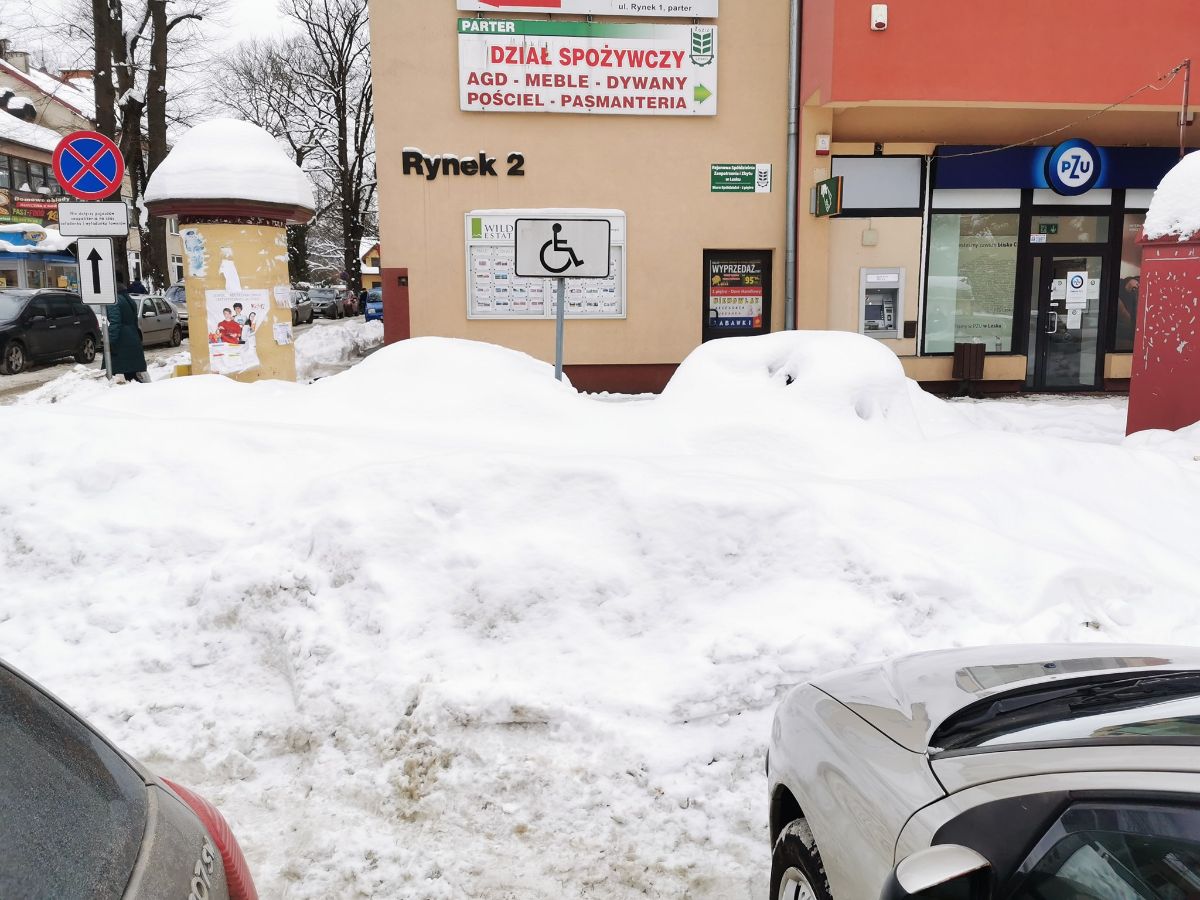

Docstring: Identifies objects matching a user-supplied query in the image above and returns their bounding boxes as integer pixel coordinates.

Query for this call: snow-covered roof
[0,58,94,120]
[145,118,316,213]
[0,109,62,152]
[0,223,75,254]
[359,237,380,274]
[1145,150,1200,241]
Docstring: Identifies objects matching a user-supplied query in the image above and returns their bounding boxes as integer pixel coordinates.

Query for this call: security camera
[871,3,888,30]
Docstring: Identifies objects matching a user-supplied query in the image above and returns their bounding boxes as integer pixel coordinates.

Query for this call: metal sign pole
[554,277,566,382]
[97,308,113,380]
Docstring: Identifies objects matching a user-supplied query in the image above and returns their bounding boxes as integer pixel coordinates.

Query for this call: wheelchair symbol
[540,224,584,275]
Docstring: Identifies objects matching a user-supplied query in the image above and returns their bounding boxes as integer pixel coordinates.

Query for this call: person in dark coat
[128,277,148,295]
[106,276,148,382]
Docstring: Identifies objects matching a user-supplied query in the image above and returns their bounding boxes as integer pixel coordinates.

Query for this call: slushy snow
[145,118,316,212]
[1,332,1199,898]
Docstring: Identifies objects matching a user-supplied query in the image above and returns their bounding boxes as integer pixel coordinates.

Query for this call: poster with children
[206,289,271,375]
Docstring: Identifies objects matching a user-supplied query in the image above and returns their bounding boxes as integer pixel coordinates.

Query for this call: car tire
[171,325,183,347]
[75,335,98,364]
[1,340,27,375]
[771,819,833,900]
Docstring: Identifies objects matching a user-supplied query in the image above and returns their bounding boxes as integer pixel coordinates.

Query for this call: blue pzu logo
[1046,139,1102,196]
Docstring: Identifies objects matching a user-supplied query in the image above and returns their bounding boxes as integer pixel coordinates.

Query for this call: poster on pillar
[181,221,297,382]
[206,289,271,375]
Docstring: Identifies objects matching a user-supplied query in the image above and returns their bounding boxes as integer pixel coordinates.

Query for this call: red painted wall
[805,0,1195,106]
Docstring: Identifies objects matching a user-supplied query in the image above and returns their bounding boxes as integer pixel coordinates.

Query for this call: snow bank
[145,118,315,212]
[1144,150,1200,241]
[294,319,385,380]
[1,333,1199,898]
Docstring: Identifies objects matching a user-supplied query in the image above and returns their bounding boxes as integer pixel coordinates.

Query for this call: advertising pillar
[144,119,316,384]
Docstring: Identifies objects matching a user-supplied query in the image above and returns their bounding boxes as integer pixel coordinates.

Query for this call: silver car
[0,657,258,899]
[134,294,183,348]
[768,644,1200,900]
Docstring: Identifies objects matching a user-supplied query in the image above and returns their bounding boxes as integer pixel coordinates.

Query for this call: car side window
[27,299,50,319]
[141,298,156,316]
[1011,804,1200,900]
[48,297,76,318]
[154,299,172,315]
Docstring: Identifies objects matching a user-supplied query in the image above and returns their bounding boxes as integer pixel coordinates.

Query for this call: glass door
[1026,252,1105,390]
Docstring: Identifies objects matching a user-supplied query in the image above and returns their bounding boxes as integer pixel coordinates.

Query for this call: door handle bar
[1046,311,1058,334]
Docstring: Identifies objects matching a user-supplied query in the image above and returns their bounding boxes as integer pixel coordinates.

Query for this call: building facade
[369,1,1198,393]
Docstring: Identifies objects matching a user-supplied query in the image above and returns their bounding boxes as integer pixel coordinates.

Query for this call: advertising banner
[457,0,717,15]
[459,19,718,116]
[708,258,765,329]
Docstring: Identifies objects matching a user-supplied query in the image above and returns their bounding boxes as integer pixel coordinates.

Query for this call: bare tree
[215,37,326,281]
[282,0,376,291]
[85,0,219,287]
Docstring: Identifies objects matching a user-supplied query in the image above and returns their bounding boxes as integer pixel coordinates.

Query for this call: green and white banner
[459,19,718,116]
[457,1,718,18]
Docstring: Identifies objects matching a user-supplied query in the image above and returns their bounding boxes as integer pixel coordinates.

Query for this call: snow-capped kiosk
[145,119,315,383]
[1127,151,1200,435]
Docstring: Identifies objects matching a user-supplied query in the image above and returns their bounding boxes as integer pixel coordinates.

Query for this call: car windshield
[310,289,335,299]
[932,672,1200,752]
[0,291,33,322]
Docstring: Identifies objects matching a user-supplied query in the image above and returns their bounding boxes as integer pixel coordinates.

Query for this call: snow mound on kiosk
[1144,149,1200,241]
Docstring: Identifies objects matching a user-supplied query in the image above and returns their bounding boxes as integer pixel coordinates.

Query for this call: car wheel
[771,820,833,900]
[1,341,27,375]
[75,335,98,364]
[171,325,183,347]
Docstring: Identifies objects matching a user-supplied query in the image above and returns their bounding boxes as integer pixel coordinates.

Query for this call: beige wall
[369,3,791,366]
[827,215,922,356]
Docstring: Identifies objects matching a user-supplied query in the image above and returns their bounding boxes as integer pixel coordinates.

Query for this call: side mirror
[143,310,155,317]
[880,845,991,900]
[29,314,46,322]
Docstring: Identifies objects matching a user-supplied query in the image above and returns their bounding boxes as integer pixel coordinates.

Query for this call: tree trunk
[144,0,170,289]
[288,224,311,283]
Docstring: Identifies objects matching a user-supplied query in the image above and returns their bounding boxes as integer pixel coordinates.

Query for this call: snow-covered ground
[1,331,1198,898]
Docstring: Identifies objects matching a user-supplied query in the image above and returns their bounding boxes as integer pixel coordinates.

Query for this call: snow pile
[1,332,1199,898]
[12,353,188,406]
[1144,150,1200,241]
[145,118,316,212]
[0,108,60,152]
[295,319,385,379]
[0,223,75,254]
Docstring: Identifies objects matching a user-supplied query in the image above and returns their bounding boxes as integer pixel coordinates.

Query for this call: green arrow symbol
[694,84,713,104]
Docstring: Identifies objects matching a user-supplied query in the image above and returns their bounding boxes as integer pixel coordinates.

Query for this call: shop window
[1113,213,1146,352]
[0,154,10,190]
[830,156,924,215]
[11,158,29,192]
[924,213,1020,354]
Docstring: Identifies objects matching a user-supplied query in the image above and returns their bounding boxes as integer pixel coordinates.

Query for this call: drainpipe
[784,0,802,330]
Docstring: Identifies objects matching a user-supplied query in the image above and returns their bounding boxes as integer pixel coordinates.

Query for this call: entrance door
[1025,252,1106,390]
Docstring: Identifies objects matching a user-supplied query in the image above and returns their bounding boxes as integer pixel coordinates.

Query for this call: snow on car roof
[815,643,1200,753]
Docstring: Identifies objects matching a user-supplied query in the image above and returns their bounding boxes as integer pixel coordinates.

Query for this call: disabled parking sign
[514,219,612,279]
[53,131,126,201]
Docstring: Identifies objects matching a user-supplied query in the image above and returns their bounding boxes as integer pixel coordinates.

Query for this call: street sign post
[514,218,613,381]
[53,132,126,201]
[57,201,129,237]
[77,237,117,379]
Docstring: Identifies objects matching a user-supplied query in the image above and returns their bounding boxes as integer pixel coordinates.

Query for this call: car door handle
[48,324,58,329]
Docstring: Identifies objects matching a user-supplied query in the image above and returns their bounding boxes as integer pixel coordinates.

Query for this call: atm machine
[859,267,905,341]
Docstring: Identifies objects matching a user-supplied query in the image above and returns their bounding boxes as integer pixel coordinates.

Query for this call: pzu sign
[1046,139,1102,196]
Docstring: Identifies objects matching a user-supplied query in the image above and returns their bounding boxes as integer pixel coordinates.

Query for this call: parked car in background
[163,283,188,336]
[0,289,100,375]
[769,644,1200,900]
[0,656,259,899]
[309,287,342,319]
[364,288,383,323]
[290,290,314,326]
[135,294,183,348]
[342,289,359,317]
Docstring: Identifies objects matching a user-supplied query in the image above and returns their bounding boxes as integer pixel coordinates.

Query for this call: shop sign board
[459,19,718,116]
[708,257,766,330]
[465,210,626,319]
[711,164,772,193]
[814,176,843,217]
[457,0,718,16]
[57,201,130,237]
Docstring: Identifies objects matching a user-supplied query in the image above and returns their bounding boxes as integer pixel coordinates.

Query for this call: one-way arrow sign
[76,237,117,307]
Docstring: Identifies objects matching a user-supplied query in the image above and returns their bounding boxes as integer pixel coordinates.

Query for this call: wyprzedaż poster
[708,260,764,329]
